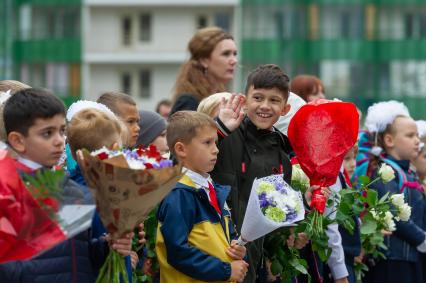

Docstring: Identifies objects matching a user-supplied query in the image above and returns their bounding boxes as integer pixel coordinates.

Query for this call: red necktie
[208,182,222,215]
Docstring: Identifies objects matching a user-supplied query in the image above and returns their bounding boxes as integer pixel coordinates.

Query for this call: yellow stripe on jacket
[156,175,234,283]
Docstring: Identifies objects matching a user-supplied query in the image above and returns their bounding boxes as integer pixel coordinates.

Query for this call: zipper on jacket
[198,191,231,244]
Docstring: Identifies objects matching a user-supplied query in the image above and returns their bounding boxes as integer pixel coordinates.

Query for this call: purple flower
[285,206,298,221]
[259,192,272,208]
[275,182,287,193]
[159,159,173,168]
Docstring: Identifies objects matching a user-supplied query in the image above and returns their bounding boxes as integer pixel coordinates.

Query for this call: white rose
[384,211,396,232]
[398,203,411,221]
[378,164,395,183]
[390,193,405,207]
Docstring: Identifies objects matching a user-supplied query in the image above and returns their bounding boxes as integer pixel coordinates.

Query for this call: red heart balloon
[288,99,359,187]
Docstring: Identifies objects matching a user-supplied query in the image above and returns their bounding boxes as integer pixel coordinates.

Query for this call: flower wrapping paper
[0,149,95,263]
[239,174,305,244]
[77,150,182,239]
[288,99,359,187]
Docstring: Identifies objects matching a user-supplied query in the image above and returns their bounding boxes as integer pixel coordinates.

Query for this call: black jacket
[170,93,200,115]
[211,117,293,283]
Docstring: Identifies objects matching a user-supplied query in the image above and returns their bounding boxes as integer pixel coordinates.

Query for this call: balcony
[16,0,81,5]
[13,38,81,63]
[242,0,426,5]
[242,38,426,63]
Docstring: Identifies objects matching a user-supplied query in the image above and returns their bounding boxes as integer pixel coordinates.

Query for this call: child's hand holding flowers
[226,240,247,260]
[107,232,134,257]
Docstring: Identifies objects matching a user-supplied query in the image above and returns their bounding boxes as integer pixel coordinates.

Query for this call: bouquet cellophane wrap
[77,150,183,239]
[0,149,95,263]
[287,99,359,187]
[239,175,305,245]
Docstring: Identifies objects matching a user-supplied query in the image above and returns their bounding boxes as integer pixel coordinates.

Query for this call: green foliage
[21,168,66,220]
[22,168,65,200]
[336,175,396,282]
[132,208,159,283]
[264,229,310,282]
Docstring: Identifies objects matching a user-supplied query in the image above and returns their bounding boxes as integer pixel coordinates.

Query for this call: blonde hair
[0,80,30,94]
[167,111,216,155]
[67,109,124,155]
[0,80,31,141]
[197,92,232,118]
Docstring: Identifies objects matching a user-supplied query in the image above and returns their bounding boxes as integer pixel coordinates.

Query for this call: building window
[139,69,151,98]
[215,13,231,32]
[197,15,208,29]
[139,13,151,42]
[122,16,132,45]
[121,72,132,94]
[404,13,426,38]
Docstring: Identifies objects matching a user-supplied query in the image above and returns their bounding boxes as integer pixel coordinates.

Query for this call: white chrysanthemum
[390,194,405,207]
[365,100,410,133]
[66,100,116,122]
[378,164,396,183]
[398,203,411,221]
[126,159,146,170]
[90,146,110,157]
[384,211,396,232]
[416,120,426,139]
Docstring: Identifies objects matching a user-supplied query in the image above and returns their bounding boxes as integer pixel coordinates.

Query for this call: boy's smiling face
[9,114,66,167]
[245,86,290,130]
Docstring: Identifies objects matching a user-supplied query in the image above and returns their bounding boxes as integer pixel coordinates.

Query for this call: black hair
[4,88,66,136]
[245,64,290,99]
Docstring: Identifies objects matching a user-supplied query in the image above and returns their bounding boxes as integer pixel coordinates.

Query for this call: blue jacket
[69,164,133,282]
[370,156,426,262]
[156,175,236,282]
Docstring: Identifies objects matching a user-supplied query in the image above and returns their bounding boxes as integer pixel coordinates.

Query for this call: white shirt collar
[17,156,43,170]
[183,167,212,189]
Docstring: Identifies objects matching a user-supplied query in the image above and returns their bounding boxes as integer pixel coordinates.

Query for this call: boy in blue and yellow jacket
[156,111,248,282]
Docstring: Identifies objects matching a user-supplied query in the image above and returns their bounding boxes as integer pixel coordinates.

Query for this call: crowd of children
[1,60,426,283]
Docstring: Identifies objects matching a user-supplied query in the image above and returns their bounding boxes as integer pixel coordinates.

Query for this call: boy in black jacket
[212,64,307,282]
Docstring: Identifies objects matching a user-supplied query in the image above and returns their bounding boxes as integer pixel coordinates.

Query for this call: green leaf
[366,190,378,207]
[360,220,377,235]
[270,259,283,275]
[289,258,308,275]
[358,176,371,187]
[378,192,390,204]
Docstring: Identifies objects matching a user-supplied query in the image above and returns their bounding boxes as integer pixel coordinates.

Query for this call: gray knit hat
[136,110,167,146]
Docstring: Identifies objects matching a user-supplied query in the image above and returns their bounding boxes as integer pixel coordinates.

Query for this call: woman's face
[201,39,238,84]
[306,85,326,102]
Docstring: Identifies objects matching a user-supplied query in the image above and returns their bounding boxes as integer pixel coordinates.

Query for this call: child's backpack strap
[354,131,373,179]
[381,158,423,195]
[357,130,372,162]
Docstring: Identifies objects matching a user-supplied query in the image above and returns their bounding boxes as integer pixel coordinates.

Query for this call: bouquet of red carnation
[0,149,95,264]
[77,145,182,283]
[288,99,359,258]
